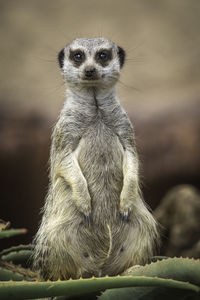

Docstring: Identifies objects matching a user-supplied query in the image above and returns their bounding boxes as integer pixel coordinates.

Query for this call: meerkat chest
[75,115,124,170]
[75,116,124,216]
[58,102,129,162]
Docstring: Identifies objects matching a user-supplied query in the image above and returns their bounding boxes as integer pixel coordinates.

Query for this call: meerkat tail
[106,223,112,260]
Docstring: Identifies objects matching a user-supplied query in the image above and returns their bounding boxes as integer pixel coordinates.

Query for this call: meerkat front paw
[119,208,131,222]
[73,187,92,221]
[79,198,92,222]
[119,188,136,222]
[119,203,131,222]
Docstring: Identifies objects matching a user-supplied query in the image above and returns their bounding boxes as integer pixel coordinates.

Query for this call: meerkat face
[58,38,125,88]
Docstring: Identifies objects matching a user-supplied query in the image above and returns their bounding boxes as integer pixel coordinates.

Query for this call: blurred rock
[155,185,200,258]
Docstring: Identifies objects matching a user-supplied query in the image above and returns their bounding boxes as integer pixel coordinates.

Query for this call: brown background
[0,0,200,250]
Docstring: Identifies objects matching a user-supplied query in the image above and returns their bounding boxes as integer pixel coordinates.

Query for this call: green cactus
[0,224,35,283]
[0,244,33,268]
[0,221,199,300]
[0,244,33,256]
[0,258,199,300]
[0,266,34,282]
[99,258,200,300]
[0,261,37,281]
[123,257,200,285]
[0,228,27,239]
[0,272,199,300]
[1,249,33,267]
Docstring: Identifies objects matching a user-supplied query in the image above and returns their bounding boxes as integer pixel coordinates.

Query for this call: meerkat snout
[84,67,97,80]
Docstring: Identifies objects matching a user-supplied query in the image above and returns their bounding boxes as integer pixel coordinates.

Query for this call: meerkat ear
[58,48,65,69]
[117,46,126,68]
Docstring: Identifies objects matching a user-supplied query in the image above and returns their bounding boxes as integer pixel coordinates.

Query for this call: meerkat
[33,37,159,280]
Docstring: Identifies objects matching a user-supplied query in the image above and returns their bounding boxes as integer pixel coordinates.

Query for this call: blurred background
[0,0,200,257]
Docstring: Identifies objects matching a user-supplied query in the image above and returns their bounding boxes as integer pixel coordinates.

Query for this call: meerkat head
[58,38,125,89]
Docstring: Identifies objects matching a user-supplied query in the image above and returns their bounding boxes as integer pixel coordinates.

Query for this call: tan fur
[33,38,159,280]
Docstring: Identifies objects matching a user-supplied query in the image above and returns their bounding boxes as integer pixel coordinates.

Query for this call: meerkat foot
[119,191,133,222]
[120,186,137,222]
[78,203,92,221]
[73,188,92,219]
[82,212,93,223]
[119,208,131,222]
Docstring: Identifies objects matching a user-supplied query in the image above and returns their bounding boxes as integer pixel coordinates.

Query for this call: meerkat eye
[96,50,112,66]
[73,52,83,62]
[99,51,108,60]
[69,50,85,64]
[98,50,110,61]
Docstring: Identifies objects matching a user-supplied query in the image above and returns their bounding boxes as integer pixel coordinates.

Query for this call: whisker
[33,56,57,64]
[118,79,141,92]
[42,81,65,98]
[125,57,145,64]
[125,41,146,55]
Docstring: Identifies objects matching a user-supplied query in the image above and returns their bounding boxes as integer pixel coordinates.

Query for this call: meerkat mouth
[81,74,106,84]
[80,79,101,86]
[82,78,99,81]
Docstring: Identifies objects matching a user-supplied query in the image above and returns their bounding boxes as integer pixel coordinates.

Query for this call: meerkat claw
[82,212,93,223]
[120,209,130,222]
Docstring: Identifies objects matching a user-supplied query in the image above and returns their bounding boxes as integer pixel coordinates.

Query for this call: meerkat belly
[77,121,124,221]
[72,121,129,275]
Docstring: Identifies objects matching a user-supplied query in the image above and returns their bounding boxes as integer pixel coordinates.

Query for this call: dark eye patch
[117,46,125,68]
[58,48,65,69]
[69,49,85,66]
[95,49,112,66]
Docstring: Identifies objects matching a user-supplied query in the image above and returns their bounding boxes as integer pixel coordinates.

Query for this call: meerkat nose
[84,67,97,78]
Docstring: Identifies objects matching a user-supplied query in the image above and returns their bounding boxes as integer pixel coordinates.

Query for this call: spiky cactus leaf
[0,275,199,300]
[99,286,199,300]
[0,244,33,256]
[123,257,200,285]
[0,267,33,282]
[0,261,37,281]
[1,250,32,267]
[0,229,27,239]
[99,257,200,300]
